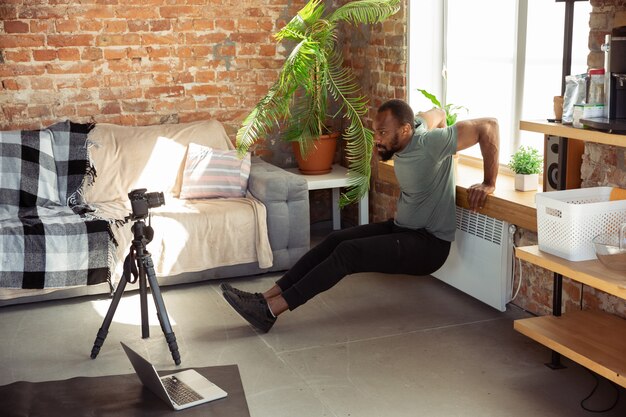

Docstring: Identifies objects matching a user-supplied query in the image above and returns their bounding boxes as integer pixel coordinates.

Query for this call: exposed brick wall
[0,0,301,138]
[0,0,405,226]
[589,0,626,67]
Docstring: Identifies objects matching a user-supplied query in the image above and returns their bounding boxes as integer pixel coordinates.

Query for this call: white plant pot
[514,173,538,191]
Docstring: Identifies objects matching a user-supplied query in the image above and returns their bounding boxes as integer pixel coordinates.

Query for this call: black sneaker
[222,290,276,333]
[220,282,263,301]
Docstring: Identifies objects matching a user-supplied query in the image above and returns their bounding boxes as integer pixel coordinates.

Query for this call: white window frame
[408,0,591,165]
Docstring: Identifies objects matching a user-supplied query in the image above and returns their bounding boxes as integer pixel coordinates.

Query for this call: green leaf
[275,0,325,42]
[417,88,442,108]
[329,0,401,25]
[508,146,543,175]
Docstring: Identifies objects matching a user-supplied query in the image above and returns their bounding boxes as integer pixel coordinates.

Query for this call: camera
[128,188,165,219]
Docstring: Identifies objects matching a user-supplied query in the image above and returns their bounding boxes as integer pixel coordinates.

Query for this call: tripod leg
[91,277,128,359]
[139,263,150,339]
[142,255,181,366]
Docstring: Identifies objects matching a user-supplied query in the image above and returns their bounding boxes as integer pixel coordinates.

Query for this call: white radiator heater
[432,206,514,312]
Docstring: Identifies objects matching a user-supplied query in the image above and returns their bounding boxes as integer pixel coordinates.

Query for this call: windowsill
[377,159,538,232]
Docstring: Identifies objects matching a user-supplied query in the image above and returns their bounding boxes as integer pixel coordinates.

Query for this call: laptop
[121,342,228,410]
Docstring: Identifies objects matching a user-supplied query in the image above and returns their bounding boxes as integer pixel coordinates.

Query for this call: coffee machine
[582,25,626,132]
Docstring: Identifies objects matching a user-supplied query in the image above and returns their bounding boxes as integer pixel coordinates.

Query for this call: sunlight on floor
[90,293,177,326]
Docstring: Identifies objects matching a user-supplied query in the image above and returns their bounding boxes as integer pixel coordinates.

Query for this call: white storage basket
[536,187,626,261]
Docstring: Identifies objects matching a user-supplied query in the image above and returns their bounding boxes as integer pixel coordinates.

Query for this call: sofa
[0,120,310,305]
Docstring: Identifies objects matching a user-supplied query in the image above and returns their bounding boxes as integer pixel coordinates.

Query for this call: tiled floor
[1,268,625,416]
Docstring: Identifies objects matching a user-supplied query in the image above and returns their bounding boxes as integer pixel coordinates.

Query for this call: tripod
[90,216,181,365]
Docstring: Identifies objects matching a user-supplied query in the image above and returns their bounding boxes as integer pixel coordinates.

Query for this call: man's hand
[467,182,495,211]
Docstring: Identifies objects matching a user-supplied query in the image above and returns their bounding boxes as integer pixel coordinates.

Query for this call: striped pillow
[179,143,251,199]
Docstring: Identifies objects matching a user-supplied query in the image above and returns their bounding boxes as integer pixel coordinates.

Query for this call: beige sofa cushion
[84,120,273,281]
[92,198,273,279]
[85,120,233,203]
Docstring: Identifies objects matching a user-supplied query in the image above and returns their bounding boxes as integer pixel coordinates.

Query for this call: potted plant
[508,146,543,191]
[235,0,401,207]
[416,88,467,126]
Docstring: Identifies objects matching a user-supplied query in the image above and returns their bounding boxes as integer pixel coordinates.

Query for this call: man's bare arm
[455,118,500,210]
[417,108,446,131]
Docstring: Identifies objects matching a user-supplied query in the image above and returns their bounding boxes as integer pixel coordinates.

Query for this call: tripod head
[124,188,165,244]
[127,188,165,221]
[122,188,166,281]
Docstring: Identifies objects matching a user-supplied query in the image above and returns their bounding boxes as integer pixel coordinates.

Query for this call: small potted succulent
[508,146,543,191]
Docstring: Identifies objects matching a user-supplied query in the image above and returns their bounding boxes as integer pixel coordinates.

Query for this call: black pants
[276,219,451,310]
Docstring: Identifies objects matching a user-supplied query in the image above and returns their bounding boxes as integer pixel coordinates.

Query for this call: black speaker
[544,135,568,191]
[543,136,584,191]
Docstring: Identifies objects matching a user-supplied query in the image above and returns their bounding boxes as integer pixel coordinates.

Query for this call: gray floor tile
[0,271,625,416]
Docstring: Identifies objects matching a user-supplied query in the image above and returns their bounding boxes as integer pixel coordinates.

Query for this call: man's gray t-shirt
[393,117,458,242]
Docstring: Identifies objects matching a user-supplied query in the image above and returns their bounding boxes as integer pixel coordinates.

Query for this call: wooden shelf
[520,120,626,147]
[378,160,538,231]
[514,311,626,387]
[515,245,626,299]
[514,123,626,390]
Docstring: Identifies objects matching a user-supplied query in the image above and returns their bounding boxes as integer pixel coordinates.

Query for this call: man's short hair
[377,99,415,128]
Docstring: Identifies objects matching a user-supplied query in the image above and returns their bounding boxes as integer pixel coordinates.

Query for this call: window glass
[519,0,592,150]
[408,0,444,111]
[446,0,517,159]
[408,0,592,164]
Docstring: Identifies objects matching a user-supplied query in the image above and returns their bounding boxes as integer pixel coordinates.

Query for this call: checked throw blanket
[0,121,115,289]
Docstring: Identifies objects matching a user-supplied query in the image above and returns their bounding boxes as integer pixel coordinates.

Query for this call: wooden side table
[286,164,369,229]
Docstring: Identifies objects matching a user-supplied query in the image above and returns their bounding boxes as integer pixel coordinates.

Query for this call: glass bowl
[592,233,626,271]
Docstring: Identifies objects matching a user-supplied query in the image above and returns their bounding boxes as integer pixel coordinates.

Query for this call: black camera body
[128,188,165,219]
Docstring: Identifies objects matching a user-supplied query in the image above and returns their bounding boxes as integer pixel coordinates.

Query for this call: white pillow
[179,143,251,199]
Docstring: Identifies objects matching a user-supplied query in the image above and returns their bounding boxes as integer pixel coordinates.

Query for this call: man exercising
[222,99,499,333]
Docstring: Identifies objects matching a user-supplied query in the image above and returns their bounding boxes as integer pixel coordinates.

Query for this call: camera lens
[146,191,165,209]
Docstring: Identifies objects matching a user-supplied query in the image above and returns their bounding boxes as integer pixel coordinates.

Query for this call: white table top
[285,165,351,190]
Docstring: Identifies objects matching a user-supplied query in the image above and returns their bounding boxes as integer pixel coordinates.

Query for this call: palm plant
[236,0,401,207]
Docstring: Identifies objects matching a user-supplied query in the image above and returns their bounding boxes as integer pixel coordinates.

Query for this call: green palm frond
[341,122,374,206]
[281,38,319,91]
[236,81,295,157]
[276,0,325,41]
[283,64,328,144]
[236,0,400,207]
[324,51,372,207]
[299,0,326,26]
[329,0,401,25]
[281,40,329,151]
[283,90,326,156]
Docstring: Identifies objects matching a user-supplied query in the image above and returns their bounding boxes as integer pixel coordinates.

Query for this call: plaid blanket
[48,120,97,206]
[0,122,115,289]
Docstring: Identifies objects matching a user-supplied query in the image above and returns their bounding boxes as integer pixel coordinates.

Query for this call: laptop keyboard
[162,376,203,405]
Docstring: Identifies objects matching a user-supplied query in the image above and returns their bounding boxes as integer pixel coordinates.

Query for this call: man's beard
[376,133,400,161]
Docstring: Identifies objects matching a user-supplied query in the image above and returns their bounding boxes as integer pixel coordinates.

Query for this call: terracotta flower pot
[292,132,339,175]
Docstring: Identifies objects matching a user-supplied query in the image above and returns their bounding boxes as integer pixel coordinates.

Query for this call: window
[408,0,592,163]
